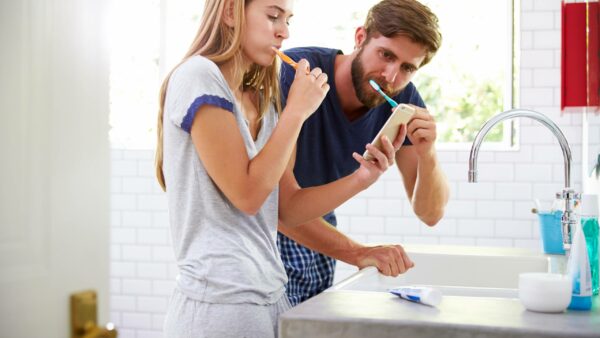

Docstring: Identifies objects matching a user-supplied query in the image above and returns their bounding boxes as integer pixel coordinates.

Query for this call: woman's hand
[284,59,330,120]
[352,124,407,188]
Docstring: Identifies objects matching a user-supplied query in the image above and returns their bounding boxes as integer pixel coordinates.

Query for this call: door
[0,1,110,337]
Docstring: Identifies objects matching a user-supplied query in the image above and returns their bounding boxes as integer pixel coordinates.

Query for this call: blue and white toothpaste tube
[389,286,442,307]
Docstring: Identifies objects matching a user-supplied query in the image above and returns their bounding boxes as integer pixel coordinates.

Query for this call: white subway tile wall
[109,1,600,336]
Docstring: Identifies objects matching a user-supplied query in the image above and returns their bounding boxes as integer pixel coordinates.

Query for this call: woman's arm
[191,60,329,215]
[191,106,304,214]
[279,132,404,226]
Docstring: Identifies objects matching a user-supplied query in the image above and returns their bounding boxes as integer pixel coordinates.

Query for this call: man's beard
[350,48,401,109]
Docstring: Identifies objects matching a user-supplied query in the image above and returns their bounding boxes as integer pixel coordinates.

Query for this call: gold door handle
[81,323,117,338]
[71,290,118,338]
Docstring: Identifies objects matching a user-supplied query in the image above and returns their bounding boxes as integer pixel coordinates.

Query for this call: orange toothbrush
[272,47,298,70]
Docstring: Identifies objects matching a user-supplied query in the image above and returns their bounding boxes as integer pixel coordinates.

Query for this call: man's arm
[396,107,449,226]
[278,144,413,277]
[278,218,414,276]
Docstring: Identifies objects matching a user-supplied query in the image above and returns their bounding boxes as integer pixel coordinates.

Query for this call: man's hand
[406,105,437,158]
[353,244,414,276]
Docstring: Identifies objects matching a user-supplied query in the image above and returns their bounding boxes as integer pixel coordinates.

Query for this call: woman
[156,0,397,336]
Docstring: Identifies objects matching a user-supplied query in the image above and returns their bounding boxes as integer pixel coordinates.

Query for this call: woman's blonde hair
[155,0,282,191]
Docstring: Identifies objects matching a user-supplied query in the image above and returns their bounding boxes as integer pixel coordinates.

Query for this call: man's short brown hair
[364,0,442,67]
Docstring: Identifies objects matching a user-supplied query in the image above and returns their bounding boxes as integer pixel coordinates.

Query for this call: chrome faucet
[468,109,578,252]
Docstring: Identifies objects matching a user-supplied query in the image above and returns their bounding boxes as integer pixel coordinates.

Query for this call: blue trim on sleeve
[181,95,234,133]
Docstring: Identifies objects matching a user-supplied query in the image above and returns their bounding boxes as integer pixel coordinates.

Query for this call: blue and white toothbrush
[369,79,398,108]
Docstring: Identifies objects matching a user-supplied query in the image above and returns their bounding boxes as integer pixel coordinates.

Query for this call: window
[415,0,518,149]
[109,0,518,149]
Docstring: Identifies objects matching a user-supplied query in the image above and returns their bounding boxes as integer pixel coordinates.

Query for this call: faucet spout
[468,109,576,251]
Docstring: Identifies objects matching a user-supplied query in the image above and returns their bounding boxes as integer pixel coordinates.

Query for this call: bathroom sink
[281,246,597,338]
[328,244,563,298]
[329,266,520,298]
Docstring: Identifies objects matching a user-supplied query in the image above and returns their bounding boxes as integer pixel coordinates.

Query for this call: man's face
[351,33,427,108]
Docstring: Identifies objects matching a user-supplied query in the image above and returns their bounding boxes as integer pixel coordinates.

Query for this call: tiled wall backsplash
[108,1,600,337]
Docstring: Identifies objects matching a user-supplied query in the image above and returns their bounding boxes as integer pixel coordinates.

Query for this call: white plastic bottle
[567,220,593,310]
[580,194,599,295]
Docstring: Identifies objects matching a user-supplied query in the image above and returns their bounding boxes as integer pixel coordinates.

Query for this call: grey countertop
[279,290,600,338]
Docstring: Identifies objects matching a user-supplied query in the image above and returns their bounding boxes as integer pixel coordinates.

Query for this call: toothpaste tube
[389,286,442,307]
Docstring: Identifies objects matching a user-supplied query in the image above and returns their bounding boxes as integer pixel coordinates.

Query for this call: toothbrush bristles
[369,79,381,91]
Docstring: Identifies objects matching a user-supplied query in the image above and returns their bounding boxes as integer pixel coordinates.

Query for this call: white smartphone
[363,104,416,160]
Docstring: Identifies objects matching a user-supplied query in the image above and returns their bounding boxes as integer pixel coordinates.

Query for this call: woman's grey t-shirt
[162,55,286,305]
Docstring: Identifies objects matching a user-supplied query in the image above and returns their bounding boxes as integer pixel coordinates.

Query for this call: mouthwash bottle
[581,194,599,295]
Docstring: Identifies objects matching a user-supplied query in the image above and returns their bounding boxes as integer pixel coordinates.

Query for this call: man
[277,0,450,306]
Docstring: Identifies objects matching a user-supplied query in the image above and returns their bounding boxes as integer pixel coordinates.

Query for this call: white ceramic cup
[518,272,572,313]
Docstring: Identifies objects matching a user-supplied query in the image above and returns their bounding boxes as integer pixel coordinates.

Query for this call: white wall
[108,0,600,337]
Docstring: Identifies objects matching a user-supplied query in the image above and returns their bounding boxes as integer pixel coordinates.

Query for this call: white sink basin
[328,244,565,298]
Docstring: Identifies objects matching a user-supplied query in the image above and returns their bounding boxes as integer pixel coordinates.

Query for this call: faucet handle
[559,188,577,200]
[560,188,580,253]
